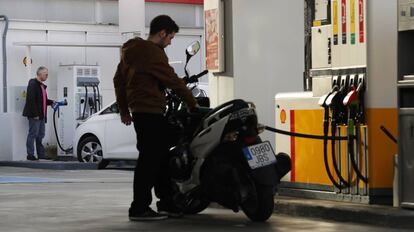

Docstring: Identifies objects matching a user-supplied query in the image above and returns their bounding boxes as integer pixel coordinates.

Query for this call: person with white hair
[22,66,55,161]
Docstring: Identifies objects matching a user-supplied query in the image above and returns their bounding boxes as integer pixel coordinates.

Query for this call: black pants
[130,112,174,213]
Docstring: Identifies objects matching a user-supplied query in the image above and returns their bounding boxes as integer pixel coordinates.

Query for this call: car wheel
[77,136,109,169]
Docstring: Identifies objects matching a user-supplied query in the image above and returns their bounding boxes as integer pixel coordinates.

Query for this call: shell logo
[280,109,287,124]
[23,57,33,67]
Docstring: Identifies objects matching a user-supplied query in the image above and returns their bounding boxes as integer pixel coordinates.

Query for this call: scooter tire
[182,199,210,215]
[241,185,275,222]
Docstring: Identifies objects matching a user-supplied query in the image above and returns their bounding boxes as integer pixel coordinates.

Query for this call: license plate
[242,141,277,169]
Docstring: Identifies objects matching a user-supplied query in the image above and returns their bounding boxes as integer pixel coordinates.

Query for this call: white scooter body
[174,101,257,194]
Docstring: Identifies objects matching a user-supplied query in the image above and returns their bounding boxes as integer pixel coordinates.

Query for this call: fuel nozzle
[343,74,365,123]
[343,75,358,106]
[319,77,340,134]
[325,76,346,107]
[320,76,351,189]
[325,75,349,124]
[355,75,366,124]
[343,74,368,184]
[52,99,68,112]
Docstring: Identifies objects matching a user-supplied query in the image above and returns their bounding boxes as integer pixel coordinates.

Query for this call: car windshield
[101,102,119,114]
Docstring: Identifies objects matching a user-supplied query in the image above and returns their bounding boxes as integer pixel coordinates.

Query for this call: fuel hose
[53,110,73,153]
[264,126,355,140]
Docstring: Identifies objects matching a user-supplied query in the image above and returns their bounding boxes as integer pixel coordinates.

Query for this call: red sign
[359,0,365,43]
[145,0,203,4]
[341,0,347,44]
[290,110,296,182]
[205,8,219,70]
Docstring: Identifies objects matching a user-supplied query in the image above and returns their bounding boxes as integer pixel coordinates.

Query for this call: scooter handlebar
[195,70,209,78]
[185,70,209,84]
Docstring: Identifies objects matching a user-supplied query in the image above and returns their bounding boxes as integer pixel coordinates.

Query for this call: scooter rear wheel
[241,184,275,222]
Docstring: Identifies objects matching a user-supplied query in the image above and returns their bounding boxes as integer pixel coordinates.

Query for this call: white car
[73,101,138,169]
[73,83,208,169]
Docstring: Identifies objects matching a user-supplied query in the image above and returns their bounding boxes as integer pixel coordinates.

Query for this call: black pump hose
[264,126,355,140]
[96,84,101,111]
[323,133,347,189]
[82,86,88,119]
[92,86,97,114]
[348,122,368,183]
[264,108,354,189]
[323,107,349,189]
[53,110,73,153]
[330,116,350,187]
[264,125,352,189]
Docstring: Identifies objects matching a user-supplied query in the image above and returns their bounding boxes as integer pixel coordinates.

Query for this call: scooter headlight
[223,131,239,142]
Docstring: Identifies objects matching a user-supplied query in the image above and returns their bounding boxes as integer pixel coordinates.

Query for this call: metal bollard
[393,154,399,207]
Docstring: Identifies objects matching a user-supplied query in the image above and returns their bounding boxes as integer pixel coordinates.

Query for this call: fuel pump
[57,65,102,157]
[274,0,397,204]
[343,75,368,184]
[79,84,102,120]
[322,76,352,189]
[319,86,350,189]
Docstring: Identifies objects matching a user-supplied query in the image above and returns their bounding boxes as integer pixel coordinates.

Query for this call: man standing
[23,66,54,161]
[114,15,198,221]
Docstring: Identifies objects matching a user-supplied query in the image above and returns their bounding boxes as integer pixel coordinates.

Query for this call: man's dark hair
[149,15,179,36]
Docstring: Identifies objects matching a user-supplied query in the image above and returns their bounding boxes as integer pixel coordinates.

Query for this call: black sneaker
[129,208,168,221]
[157,201,184,218]
[38,155,52,160]
[27,155,38,161]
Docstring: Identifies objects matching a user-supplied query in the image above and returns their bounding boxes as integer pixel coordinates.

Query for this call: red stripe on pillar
[290,110,296,182]
[145,0,204,5]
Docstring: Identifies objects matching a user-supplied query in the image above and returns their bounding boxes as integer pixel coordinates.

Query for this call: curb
[274,197,414,229]
[0,161,98,170]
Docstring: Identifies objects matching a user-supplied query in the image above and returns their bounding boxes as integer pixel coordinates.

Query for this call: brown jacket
[113,38,197,116]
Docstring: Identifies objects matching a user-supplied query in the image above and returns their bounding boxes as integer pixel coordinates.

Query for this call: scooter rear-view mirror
[186,41,201,63]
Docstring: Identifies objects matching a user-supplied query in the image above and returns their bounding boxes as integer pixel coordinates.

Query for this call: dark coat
[22,78,54,121]
[113,38,197,116]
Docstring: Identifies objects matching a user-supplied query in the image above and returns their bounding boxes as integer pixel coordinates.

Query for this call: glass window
[101,103,119,114]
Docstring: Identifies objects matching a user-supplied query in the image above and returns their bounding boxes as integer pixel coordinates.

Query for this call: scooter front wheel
[171,186,210,215]
[241,184,275,222]
[182,198,210,215]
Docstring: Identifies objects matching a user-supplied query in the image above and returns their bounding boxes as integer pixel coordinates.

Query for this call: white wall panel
[86,32,123,106]
[0,0,47,21]
[208,0,304,147]
[47,31,86,91]
[99,0,119,25]
[6,30,48,86]
[146,2,203,28]
[232,0,304,146]
[47,0,95,22]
